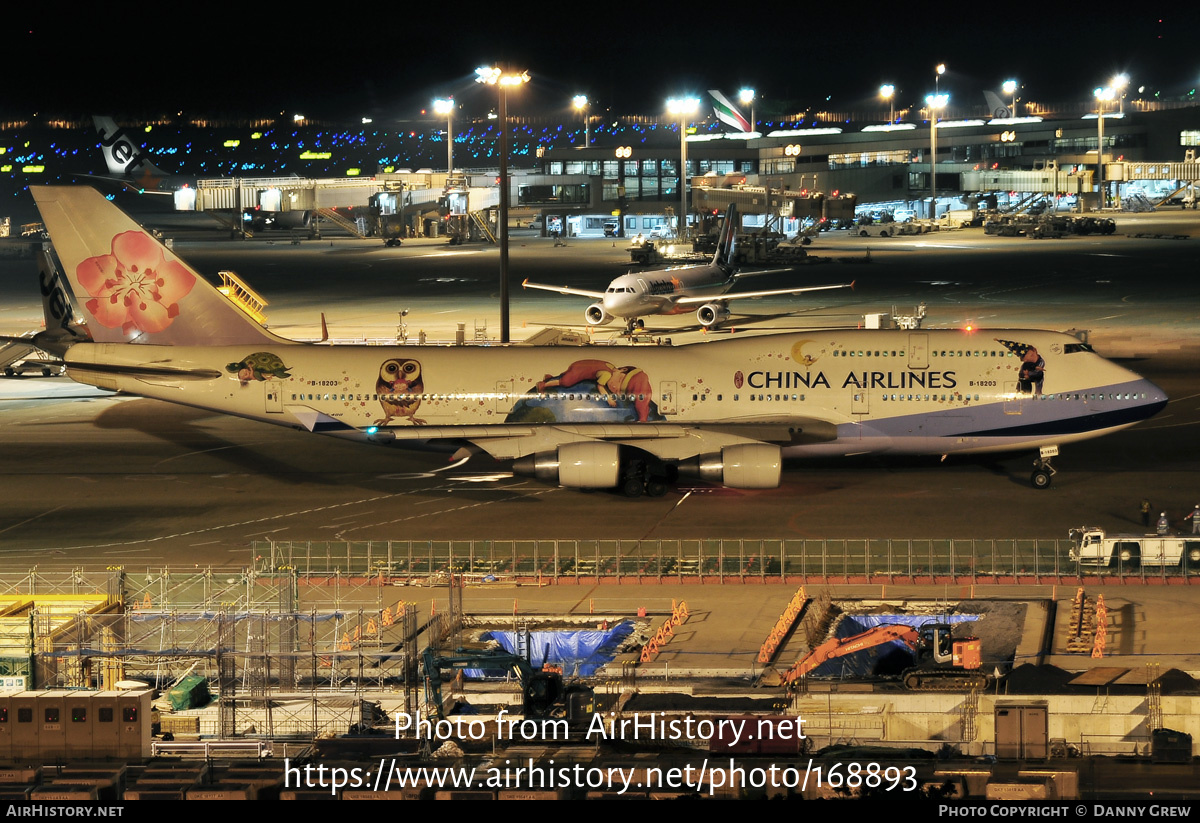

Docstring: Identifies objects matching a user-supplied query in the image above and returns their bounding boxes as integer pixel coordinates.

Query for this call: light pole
[667,97,699,238]
[738,87,756,133]
[476,66,529,344]
[572,94,589,148]
[880,84,895,124]
[1094,85,1114,210]
[433,98,454,175]
[1002,79,1017,117]
[926,92,948,218]
[932,64,946,218]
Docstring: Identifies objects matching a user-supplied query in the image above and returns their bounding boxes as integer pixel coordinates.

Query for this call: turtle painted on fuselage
[226,351,292,383]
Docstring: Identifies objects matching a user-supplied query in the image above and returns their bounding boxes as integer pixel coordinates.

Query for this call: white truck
[1068,526,1200,569]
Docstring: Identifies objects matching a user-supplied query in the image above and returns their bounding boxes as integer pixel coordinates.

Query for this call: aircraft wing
[521,279,606,300]
[730,266,800,279]
[468,421,838,461]
[283,410,838,461]
[675,281,854,305]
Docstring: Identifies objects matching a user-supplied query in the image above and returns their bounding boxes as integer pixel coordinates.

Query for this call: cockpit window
[1064,343,1093,354]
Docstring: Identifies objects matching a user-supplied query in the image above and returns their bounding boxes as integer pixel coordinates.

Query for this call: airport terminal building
[520,101,1200,231]
[3,99,1200,233]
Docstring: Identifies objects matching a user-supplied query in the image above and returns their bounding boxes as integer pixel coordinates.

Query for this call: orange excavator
[780,622,989,691]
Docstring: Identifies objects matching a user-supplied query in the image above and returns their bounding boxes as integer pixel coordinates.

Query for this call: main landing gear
[1031,445,1059,490]
[620,457,673,498]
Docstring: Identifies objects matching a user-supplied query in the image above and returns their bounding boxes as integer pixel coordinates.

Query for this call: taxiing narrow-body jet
[26,186,1166,496]
[522,204,852,332]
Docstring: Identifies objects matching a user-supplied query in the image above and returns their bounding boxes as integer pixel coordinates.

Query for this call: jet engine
[696,303,730,328]
[678,443,781,488]
[585,304,613,326]
[512,441,621,488]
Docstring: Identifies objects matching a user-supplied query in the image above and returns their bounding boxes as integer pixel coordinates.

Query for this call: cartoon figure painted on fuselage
[538,359,655,422]
[506,358,664,424]
[996,338,1047,395]
[226,352,292,384]
[375,357,426,425]
[1019,347,1045,395]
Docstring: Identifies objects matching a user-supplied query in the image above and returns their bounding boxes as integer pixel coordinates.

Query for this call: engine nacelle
[585,303,613,326]
[696,303,730,328]
[680,443,781,489]
[511,442,621,488]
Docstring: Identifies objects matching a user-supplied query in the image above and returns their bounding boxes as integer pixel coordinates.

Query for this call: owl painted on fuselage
[375,358,426,425]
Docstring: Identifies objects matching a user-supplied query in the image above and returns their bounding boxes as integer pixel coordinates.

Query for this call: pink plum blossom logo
[75,231,195,336]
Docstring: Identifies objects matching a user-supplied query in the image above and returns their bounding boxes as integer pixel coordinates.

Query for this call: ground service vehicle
[1069,526,1200,569]
[781,622,988,691]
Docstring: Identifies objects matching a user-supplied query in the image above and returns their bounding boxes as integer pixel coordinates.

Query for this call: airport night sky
[6,11,1200,123]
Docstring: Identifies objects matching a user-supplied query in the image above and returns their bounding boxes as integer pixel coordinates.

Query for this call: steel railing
[251,538,1200,583]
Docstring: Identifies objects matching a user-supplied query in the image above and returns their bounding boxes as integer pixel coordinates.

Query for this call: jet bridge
[1105,155,1200,208]
[692,185,857,231]
[961,164,1093,196]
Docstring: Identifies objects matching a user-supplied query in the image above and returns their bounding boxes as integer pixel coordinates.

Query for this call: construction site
[1,547,1199,799]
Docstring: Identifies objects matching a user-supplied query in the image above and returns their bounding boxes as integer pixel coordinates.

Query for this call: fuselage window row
[285,390,1146,407]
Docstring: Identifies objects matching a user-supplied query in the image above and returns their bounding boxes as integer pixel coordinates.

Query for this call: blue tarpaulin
[807,614,978,679]
[475,621,634,677]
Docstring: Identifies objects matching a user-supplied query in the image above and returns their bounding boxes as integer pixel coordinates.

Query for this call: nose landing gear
[1031,445,1059,489]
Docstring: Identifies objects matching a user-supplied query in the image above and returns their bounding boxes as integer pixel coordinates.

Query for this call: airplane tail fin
[713,203,739,276]
[983,91,1011,119]
[92,116,171,188]
[31,246,91,356]
[30,186,286,347]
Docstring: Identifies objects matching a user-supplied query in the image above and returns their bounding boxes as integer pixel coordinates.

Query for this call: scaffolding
[0,567,424,741]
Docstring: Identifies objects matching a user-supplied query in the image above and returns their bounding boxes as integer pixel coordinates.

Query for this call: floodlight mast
[667,96,699,238]
[476,67,529,343]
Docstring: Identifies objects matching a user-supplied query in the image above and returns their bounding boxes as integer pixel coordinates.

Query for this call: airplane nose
[606,294,633,313]
[1134,376,1169,418]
